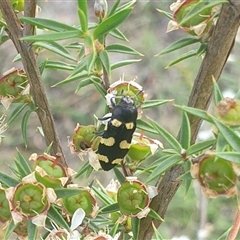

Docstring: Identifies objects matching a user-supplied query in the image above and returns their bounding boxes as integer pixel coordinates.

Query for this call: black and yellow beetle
[97,95,138,171]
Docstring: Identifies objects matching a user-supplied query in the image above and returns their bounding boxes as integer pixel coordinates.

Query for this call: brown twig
[102,64,110,90]
[228,208,240,240]
[23,0,36,37]
[139,2,240,239]
[0,0,67,166]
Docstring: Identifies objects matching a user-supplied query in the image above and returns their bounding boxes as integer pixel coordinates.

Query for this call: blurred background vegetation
[0,0,240,239]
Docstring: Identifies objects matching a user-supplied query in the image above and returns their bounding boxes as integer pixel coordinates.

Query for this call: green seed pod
[128,136,152,162]
[168,0,219,38]
[10,0,25,12]
[117,178,150,216]
[215,97,240,126]
[0,188,11,222]
[0,68,28,100]
[11,182,49,217]
[191,152,237,198]
[70,124,97,153]
[63,187,98,217]
[127,133,162,170]
[106,79,146,108]
[30,153,68,188]
[174,0,212,28]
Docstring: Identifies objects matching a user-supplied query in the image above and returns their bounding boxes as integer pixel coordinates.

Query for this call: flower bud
[94,0,107,18]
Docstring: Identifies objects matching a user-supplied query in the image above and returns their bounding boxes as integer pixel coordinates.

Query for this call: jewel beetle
[97,95,138,171]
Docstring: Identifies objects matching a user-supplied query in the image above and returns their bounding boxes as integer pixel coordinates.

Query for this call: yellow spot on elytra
[119,140,131,149]
[112,119,122,127]
[112,158,123,164]
[98,154,109,163]
[125,122,134,129]
[100,137,115,146]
